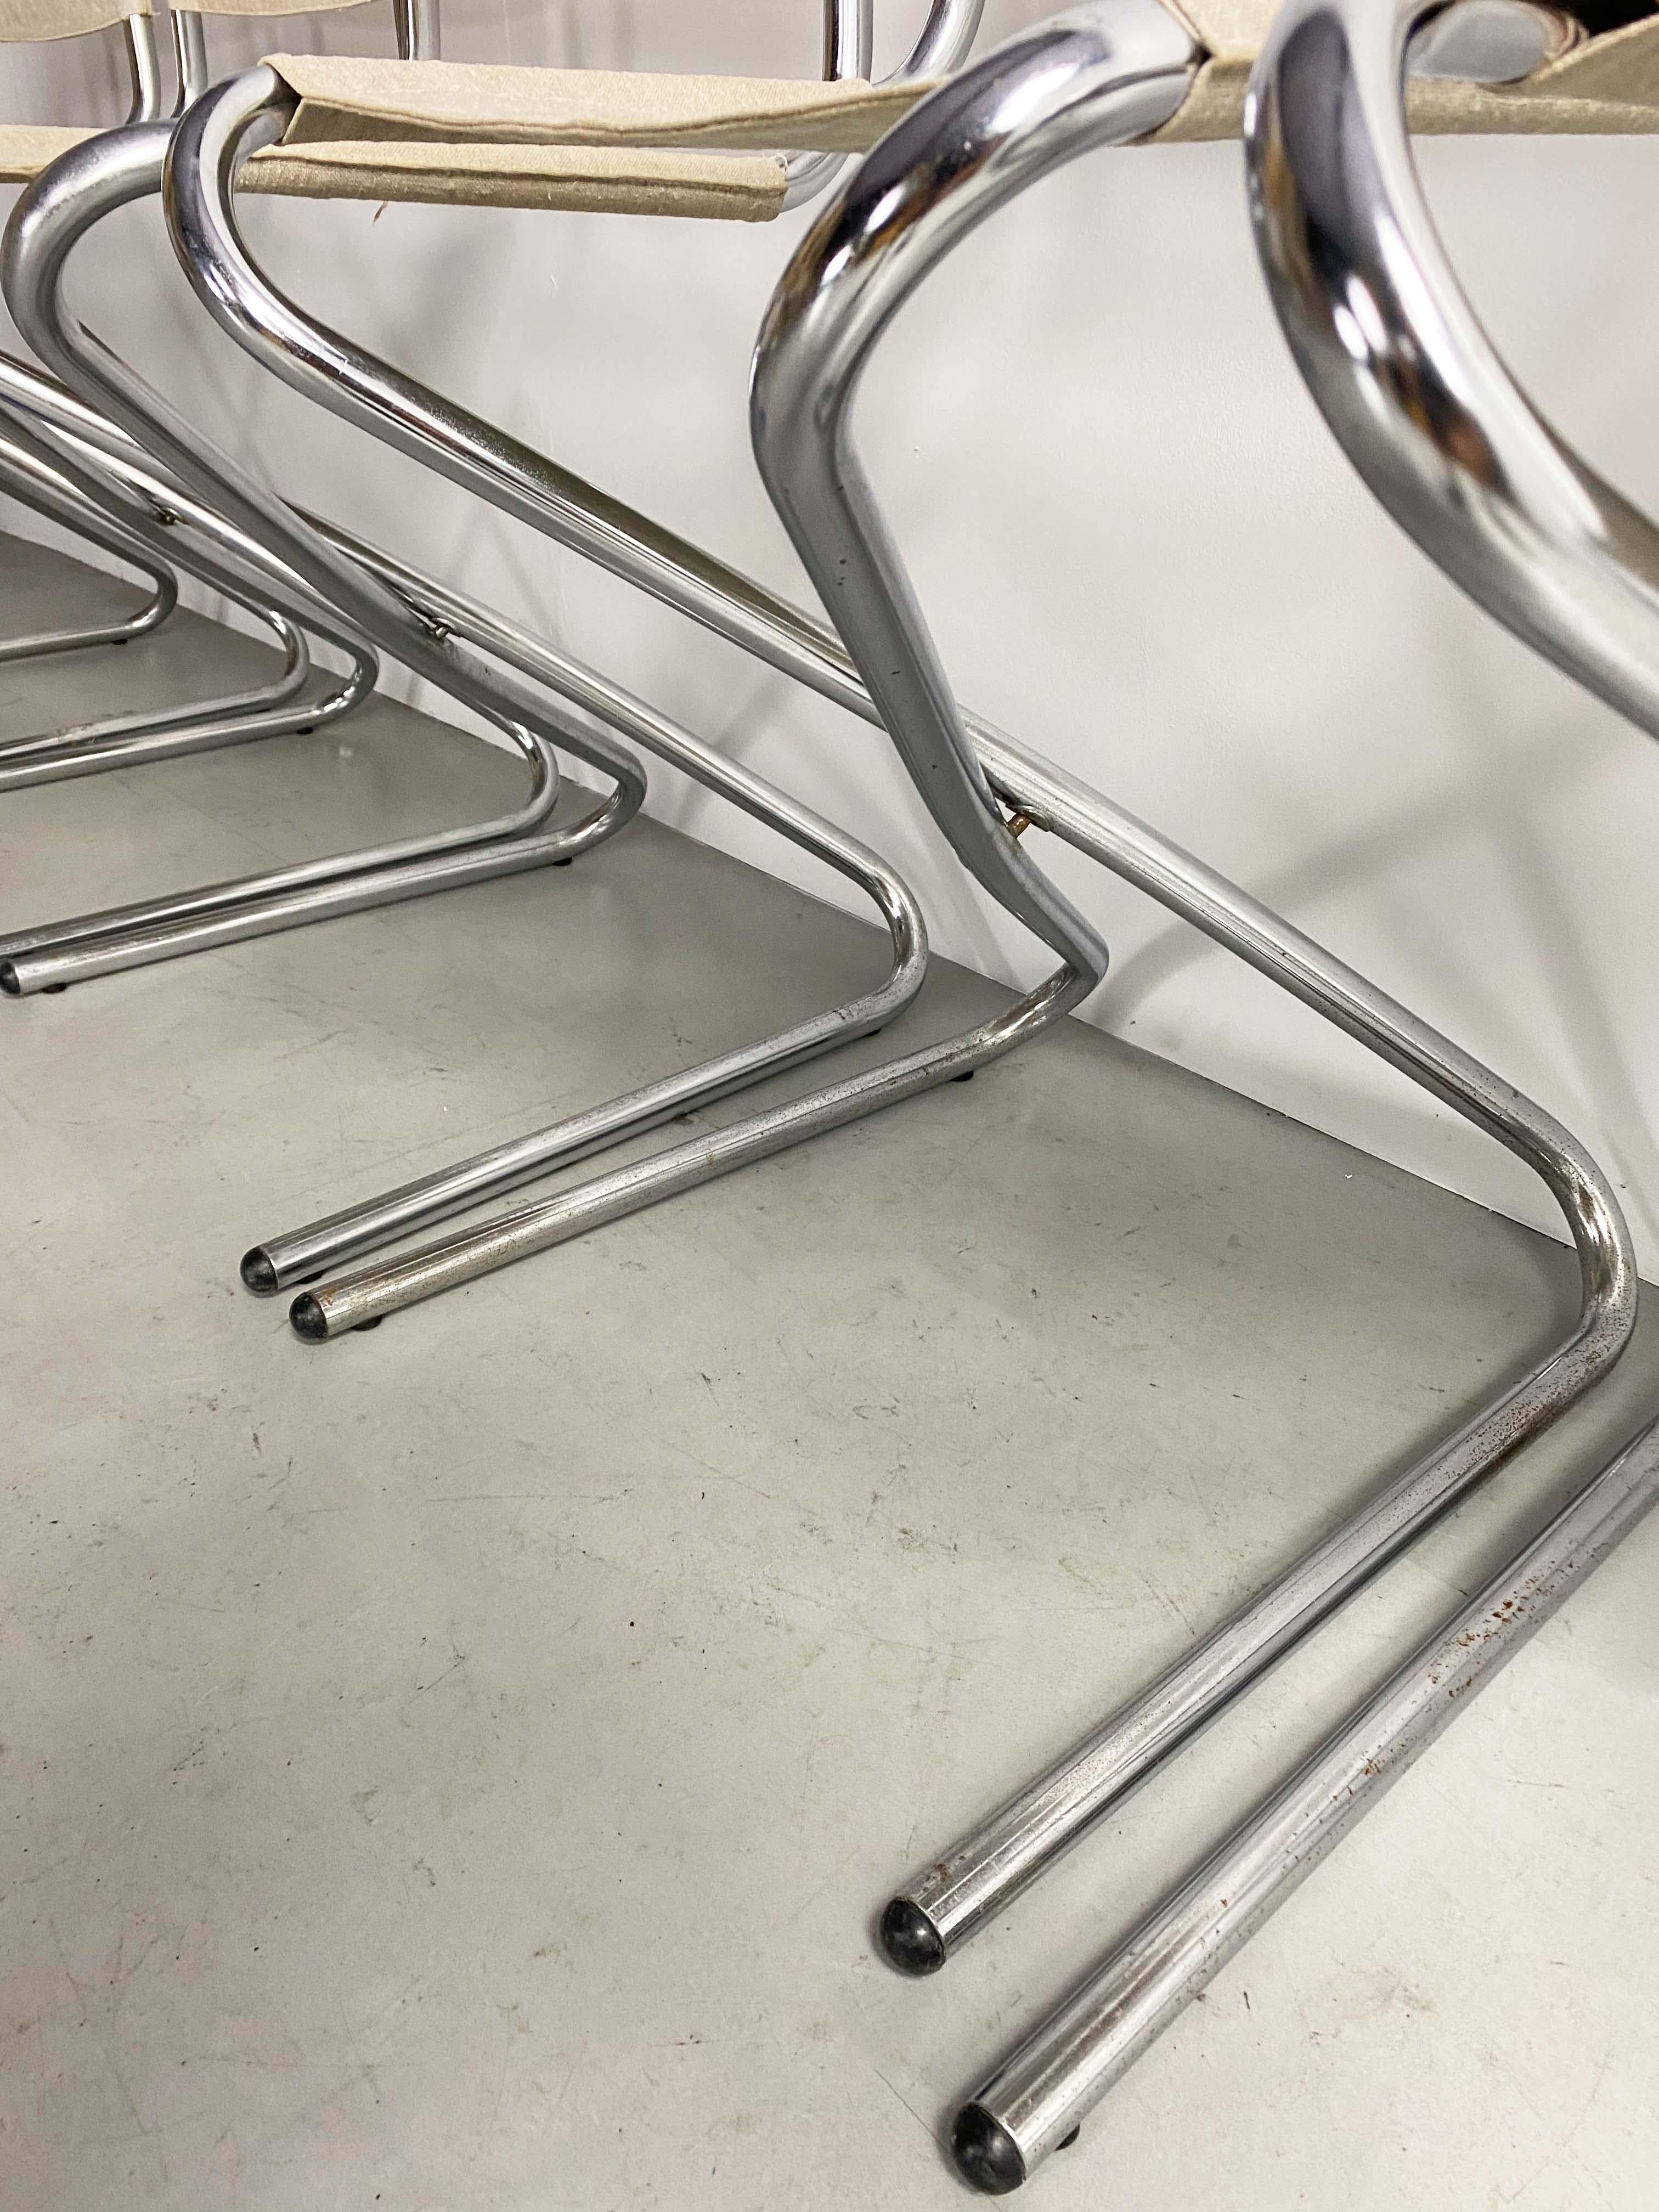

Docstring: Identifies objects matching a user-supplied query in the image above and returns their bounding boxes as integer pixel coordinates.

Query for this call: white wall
[7,1,1659,1266]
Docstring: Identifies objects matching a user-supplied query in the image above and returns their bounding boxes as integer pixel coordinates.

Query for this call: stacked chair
[4,0,1656,2192]
[0,0,329,770]
[2,1,984,1316]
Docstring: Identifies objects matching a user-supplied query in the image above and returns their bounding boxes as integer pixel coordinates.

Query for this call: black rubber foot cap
[880,1898,946,1976]
[951,1068,974,1082]
[952,2106,1025,2194]
[0,964,19,997]
[240,1248,279,1296]
[290,1294,330,1342]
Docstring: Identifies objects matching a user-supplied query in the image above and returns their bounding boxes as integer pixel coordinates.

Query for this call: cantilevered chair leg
[0,351,351,765]
[746,0,1638,2011]
[856,0,1659,2186]
[151,37,1630,1438]
[0,128,650,993]
[949,1413,1659,2190]
[3,113,952,1300]
[150,66,1108,1335]
[238,528,931,1302]
[0,435,177,661]
[0,408,317,775]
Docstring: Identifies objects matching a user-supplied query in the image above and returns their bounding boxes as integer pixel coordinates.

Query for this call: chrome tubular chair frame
[144,12,1627,1399]
[54,1,1008,1333]
[0,1,949,1018]
[7,128,936,1316]
[0,352,329,775]
[0,5,321,758]
[742,0,1647,2186]
[0,412,178,661]
[0,128,641,992]
[0,4,172,665]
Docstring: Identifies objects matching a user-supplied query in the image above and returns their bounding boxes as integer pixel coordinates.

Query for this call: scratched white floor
[3,535,1658,2212]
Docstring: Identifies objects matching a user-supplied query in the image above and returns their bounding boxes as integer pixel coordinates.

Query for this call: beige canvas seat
[196,0,1659,221]
[1155,0,1659,136]
[0,0,161,181]
[0,123,114,183]
[242,55,939,217]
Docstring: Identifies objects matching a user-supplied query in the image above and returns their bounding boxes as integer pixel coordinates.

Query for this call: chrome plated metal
[0,369,321,772]
[0,431,177,659]
[0,125,643,992]
[10,71,942,1312]
[159,63,1097,842]
[747,0,1635,1993]
[824,0,875,76]
[786,2,985,214]
[0,0,183,684]
[283,970,1081,1339]
[782,0,876,208]
[171,10,210,110]
[915,0,1659,2185]
[122,13,165,125]
[388,0,441,65]
[240,521,929,1299]
[155,22,1628,1391]
[1248,0,1659,747]
[145,55,1091,1341]
[952,1414,1659,2190]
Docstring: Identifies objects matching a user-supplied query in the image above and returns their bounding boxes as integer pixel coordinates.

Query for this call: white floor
[4,539,1658,2211]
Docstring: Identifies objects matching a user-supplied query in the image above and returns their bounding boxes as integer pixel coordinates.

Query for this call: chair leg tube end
[951,2104,1025,2194]
[879,1897,947,1976]
[240,1246,279,1295]
[289,1293,330,1342]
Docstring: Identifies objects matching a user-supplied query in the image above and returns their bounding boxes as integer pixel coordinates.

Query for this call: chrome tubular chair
[121,0,1633,1407]
[740,0,1656,2188]
[0,347,333,785]
[1,0,992,1321]
[2,2,951,1304]
[0,0,667,993]
[0,0,323,759]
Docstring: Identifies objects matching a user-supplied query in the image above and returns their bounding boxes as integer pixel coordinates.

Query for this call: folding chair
[744,0,1659,2187]
[0,0,328,765]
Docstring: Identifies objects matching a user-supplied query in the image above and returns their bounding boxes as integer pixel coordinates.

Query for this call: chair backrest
[0,0,148,42]
[0,0,160,126]
[171,0,436,114]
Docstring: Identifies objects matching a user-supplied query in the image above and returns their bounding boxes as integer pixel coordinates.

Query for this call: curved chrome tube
[783,0,988,210]
[123,14,165,127]
[14,90,940,1327]
[0,125,639,993]
[955,1411,1659,2190]
[159,56,1110,1341]
[0,364,324,771]
[747,3,1639,2187]
[1249,0,1659,742]
[242,516,930,1312]
[0,380,317,770]
[0,429,177,659]
[159,60,1049,785]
